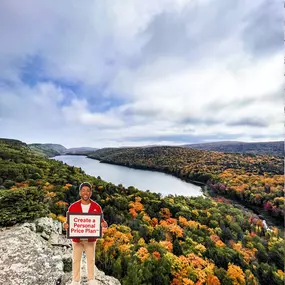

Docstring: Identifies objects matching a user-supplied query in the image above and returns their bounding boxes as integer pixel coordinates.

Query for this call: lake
[53,155,202,197]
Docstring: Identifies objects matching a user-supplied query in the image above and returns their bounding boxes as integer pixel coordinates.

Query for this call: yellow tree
[227,264,246,285]
[129,196,144,219]
[206,275,221,285]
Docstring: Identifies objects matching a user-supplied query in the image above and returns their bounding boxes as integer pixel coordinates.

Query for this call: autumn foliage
[89,146,284,222]
[0,139,284,284]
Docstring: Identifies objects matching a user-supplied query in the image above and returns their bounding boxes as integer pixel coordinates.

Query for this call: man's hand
[101,221,108,234]
[63,222,69,230]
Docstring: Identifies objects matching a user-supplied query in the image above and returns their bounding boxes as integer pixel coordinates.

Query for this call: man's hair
[79,182,92,191]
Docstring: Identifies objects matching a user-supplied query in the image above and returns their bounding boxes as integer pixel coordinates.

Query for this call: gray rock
[41,230,50,240]
[35,217,56,235]
[53,255,64,271]
[0,226,63,285]
[49,232,71,248]
[0,219,121,285]
[57,220,63,235]
[49,232,59,244]
[22,222,36,232]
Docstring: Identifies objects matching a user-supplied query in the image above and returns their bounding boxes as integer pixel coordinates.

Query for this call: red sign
[67,212,102,239]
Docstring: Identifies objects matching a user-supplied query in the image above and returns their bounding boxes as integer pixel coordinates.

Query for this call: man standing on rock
[64,182,108,285]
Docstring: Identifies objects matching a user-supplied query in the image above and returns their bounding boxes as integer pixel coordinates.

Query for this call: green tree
[173,239,183,256]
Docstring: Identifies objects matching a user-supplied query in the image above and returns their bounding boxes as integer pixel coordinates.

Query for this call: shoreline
[86,155,283,231]
[55,154,283,231]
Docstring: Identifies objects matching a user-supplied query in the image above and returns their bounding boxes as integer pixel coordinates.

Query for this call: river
[53,155,202,197]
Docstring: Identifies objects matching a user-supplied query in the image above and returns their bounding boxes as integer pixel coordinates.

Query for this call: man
[64,182,108,285]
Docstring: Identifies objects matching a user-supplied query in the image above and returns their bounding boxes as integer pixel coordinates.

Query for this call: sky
[0,0,283,148]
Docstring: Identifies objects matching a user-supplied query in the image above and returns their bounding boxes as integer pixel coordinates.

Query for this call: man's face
[80,186,92,201]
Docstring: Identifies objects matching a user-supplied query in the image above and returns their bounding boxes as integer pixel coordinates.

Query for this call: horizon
[1,136,282,149]
[0,1,282,147]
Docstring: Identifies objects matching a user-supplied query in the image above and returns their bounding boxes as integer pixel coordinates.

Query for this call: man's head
[79,182,92,202]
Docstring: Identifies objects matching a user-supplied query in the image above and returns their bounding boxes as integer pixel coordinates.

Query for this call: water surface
[53,155,202,197]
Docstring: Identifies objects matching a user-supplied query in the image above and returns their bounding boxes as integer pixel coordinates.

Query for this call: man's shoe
[88,280,98,285]
[70,281,80,285]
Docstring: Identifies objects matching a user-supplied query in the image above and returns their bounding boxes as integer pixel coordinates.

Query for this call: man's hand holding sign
[64,182,108,285]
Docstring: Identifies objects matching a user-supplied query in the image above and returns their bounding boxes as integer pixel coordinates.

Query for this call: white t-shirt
[81,203,91,213]
[81,203,91,240]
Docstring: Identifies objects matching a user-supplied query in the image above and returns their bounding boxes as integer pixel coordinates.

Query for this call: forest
[0,138,284,285]
[88,146,284,223]
[183,141,283,157]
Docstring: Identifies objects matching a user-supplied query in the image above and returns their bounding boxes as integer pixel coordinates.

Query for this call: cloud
[242,0,283,56]
[110,53,282,126]
[62,99,124,129]
[141,0,243,60]
[227,118,268,128]
[0,0,283,147]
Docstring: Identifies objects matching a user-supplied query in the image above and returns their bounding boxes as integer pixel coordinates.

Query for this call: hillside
[0,138,28,149]
[183,141,283,157]
[0,139,284,284]
[88,146,284,222]
[29,143,67,157]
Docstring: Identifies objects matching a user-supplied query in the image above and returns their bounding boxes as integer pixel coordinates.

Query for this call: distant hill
[29,144,98,157]
[182,141,283,157]
[29,143,67,157]
[65,147,98,155]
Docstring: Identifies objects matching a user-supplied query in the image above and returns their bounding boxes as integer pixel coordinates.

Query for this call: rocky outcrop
[0,218,120,285]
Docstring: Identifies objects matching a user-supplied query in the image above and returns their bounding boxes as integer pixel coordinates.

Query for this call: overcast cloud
[0,0,282,148]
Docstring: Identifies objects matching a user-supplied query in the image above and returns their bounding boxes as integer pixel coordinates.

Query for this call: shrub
[3,180,15,189]
[0,187,48,226]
